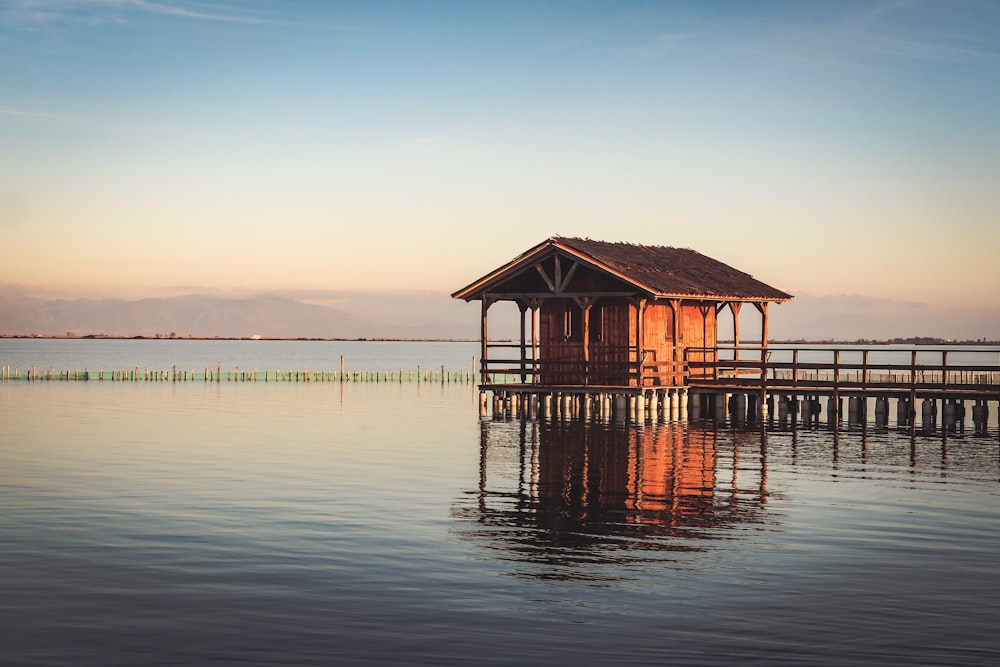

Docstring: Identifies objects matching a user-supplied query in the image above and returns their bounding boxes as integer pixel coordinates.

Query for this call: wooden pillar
[754,302,769,352]
[754,301,770,411]
[634,298,647,387]
[481,297,493,384]
[580,298,594,386]
[729,301,742,361]
[518,299,528,383]
[669,298,682,386]
[698,305,714,380]
[529,298,539,380]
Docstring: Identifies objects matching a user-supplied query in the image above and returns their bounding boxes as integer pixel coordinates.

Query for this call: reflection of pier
[452,417,995,576]
[451,420,772,573]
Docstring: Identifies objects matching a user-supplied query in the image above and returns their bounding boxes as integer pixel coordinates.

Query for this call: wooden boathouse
[453,237,1000,431]
[452,236,792,417]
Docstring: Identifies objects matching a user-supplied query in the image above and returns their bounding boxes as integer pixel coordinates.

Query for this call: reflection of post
[517,419,528,499]
[730,429,739,508]
[759,428,768,504]
[479,419,489,513]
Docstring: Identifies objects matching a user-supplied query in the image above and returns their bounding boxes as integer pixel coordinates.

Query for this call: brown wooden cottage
[452,237,792,392]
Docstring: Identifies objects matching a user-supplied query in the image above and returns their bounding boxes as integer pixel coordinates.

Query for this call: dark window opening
[564,302,603,342]
[564,304,581,341]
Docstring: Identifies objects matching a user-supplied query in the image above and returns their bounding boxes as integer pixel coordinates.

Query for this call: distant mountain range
[0,288,484,340]
[1,286,995,342]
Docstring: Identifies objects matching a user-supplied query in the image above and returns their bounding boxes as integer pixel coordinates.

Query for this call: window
[564,303,581,341]
[563,302,602,342]
[589,303,603,342]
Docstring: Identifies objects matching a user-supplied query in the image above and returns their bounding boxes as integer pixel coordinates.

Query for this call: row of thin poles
[0,356,508,384]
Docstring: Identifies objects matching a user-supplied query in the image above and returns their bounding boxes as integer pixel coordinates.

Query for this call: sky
[1,1,999,328]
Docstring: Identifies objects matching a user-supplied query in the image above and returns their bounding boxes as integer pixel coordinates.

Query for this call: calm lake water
[2,340,999,665]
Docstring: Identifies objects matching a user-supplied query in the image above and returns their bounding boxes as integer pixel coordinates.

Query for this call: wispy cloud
[0,105,75,121]
[747,0,1000,73]
[624,32,687,59]
[1,0,276,27]
[127,0,272,24]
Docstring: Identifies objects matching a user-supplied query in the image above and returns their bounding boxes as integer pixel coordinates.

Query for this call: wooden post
[634,298,647,387]
[481,297,491,385]
[730,301,742,362]
[698,304,713,380]
[579,297,594,386]
[832,349,840,420]
[530,299,539,382]
[669,299,682,386]
[754,301,769,413]
[518,300,528,383]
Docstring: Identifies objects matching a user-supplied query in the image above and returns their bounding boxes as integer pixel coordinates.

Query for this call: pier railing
[480,344,1000,394]
[480,342,687,387]
[685,346,1000,395]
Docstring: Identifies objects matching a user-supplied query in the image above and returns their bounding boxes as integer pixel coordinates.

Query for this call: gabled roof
[452,237,793,302]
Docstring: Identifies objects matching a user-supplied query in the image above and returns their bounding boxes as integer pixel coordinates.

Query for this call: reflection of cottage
[449,420,771,573]
[534,421,722,527]
[452,237,791,391]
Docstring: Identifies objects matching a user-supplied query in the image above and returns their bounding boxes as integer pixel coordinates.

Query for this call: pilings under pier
[481,387,689,424]
[479,386,1000,434]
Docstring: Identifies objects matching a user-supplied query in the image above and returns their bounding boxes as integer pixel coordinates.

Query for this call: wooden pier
[476,345,1000,434]
[448,237,999,432]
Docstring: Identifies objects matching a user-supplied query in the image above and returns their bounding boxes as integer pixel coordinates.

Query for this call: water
[2,340,999,665]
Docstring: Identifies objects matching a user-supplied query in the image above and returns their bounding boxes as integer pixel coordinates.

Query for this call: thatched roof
[452,237,792,302]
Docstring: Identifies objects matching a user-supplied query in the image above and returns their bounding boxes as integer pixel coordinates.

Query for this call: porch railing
[481,343,1000,392]
[480,342,687,387]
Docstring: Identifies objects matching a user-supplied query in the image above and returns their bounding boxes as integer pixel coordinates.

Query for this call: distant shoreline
[2,334,998,346]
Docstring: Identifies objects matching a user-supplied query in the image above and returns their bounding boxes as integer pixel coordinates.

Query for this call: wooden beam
[560,260,578,291]
[534,263,557,292]
[534,254,581,294]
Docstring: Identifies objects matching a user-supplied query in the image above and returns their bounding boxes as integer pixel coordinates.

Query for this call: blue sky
[1,1,998,325]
